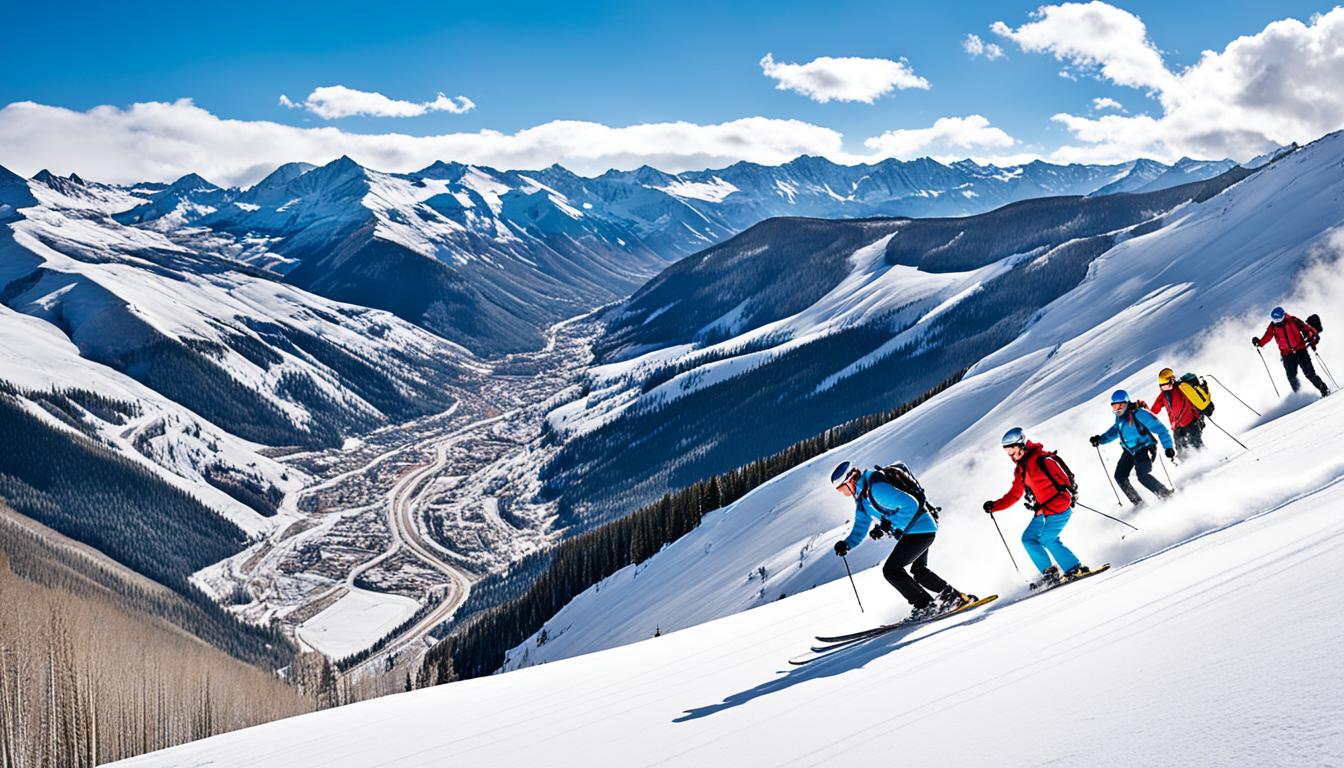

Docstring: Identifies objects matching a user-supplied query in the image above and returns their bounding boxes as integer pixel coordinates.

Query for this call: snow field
[295,587,422,660]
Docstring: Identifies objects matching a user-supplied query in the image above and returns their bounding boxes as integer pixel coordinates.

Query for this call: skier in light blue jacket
[1089,389,1175,506]
[830,461,974,619]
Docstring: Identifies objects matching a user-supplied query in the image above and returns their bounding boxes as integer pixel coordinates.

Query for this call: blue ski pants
[1021,509,1081,573]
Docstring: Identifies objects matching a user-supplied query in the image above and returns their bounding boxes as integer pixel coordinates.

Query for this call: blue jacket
[1099,404,1174,455]
[843,470,938,549]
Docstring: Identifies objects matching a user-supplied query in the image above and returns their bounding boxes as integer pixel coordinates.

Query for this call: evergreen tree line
[0,391,247,592]
[421,369,965,683]
[201,464,285,518]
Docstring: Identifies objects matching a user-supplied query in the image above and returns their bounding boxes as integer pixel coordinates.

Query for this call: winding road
[342,411,516,677]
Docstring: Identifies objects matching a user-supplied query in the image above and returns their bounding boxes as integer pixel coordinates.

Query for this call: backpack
[1307,313,1323,334]
[1019,450,1077,512]
[1177,372,1215,416]
[867,461,941,522]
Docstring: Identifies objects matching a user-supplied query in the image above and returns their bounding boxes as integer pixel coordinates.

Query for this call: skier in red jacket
[1253,306,1329,396]
[1149,368,1204,455]
[983,428,1090,589]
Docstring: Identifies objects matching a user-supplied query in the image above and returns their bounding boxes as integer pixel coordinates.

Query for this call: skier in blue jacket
[830,461,974,619]
[1089,389,1175,506]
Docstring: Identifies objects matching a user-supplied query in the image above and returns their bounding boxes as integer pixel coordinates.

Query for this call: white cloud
[278,85,475,119]
[864,115,1018,159]
[962,34,1005,61]
[1092,97,1125,112]
[991,1,1175,90]
[759,52,929,103]
[998,4,1344,163]
[0,99,856,186]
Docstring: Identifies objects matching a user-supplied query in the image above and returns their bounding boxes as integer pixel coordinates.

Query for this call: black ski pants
[1282,349,1329,396]
[1173,421,1204,455]
[1114,446,1171,505]
[882,532,949,609]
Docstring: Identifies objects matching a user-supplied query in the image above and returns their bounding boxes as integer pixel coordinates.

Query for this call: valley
[198,314,601,674]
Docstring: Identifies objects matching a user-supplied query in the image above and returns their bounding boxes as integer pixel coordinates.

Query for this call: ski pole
[1157,449,1176,491]
[1206,374,1261,417]
[1312,349,1339,390]
[1094,444,1123,506]
[1073,501,1140,532]
[1204,415,1249,452]
[988,513,1022,578]
[840,554,864,613]
[1255,346,1280,397]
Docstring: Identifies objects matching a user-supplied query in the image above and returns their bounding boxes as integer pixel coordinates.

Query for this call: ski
[800,594,999,660]
[1031,563,1111,593]
[813,594,998,644]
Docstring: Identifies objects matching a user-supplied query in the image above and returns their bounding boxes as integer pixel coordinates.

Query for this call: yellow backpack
[1177,373,1214,415]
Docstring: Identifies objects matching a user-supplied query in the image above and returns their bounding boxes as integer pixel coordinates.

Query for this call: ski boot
[1029,566,1062,591]
[907,602,940,621]
[1063,563,1092,581]
[937,585,978,612]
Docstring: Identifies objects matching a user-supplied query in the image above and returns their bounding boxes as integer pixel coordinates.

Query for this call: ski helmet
[830,461,853,485]
[1001,427,1027,447]
[1110,389,1130,405]
[1271,306,1286,322]
[1157,368,1176,384]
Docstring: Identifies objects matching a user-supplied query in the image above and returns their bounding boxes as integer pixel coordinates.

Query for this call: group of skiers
[826,306,1332,614]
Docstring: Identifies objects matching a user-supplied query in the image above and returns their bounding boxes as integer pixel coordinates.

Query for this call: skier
[830,461,975,620]
[1253,306,1329,396]
[983,428,1090,589]
[1089,390,1175,507]
[1149,368,1204,456]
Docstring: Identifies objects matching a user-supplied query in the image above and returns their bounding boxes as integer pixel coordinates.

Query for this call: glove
[1165,448,1176,459]
[982,500,995,514]
[1137,400,1148,410]
[1251,337,1260,347]
[868,526,885,541]
[834,541,849,557]
[1089,435,1101,447]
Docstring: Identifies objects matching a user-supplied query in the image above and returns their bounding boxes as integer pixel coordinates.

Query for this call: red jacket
[1150,386,1200,428]
[989,441,1073,516]
[1257,315,1319,357]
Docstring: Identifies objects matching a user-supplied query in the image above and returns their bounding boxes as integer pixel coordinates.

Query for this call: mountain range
[9,153,1243,357]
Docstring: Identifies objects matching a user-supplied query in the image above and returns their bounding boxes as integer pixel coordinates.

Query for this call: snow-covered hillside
[503,130,1344,668]
[112,382,1344,767]
[0,167,473,535]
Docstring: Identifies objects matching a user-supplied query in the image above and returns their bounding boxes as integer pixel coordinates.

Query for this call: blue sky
[3,1,1343,182]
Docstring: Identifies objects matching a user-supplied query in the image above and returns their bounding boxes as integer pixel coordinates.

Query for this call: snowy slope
[113,386,1344,767]
[0,170,473,533]
[0,303,297,535]
[502,131,1344,668]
